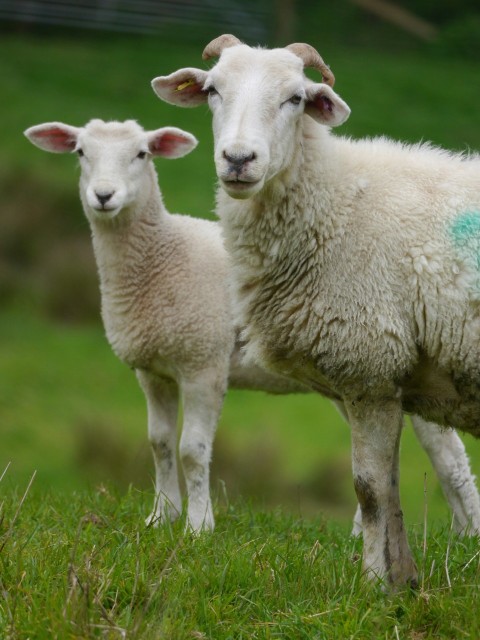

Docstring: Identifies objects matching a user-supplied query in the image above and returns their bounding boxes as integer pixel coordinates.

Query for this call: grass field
[1,483,480,639]
[0,27,480,637]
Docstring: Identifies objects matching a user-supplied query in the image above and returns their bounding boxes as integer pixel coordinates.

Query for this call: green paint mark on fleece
[450,211,480,271]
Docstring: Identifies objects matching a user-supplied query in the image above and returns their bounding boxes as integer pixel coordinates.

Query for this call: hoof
[185,511,215,534]
[145,504,180,528]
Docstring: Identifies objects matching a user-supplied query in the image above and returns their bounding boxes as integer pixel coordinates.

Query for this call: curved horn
[202,34,242,61]
[286,43,335,87]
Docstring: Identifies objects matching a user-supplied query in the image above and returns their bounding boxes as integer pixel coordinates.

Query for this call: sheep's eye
[206,85,218,96]
[289,94,302,105]
[77,148,84,157]
[137,151,147,159]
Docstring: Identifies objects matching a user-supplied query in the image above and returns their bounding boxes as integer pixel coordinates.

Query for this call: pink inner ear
[170,79,202,94]
[36,127,76,151]
[151,132,188,157]
[316,95,334,114]
[167,77,204,105]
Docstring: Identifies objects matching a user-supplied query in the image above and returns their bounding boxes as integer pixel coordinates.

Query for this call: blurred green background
[0,0,479,526]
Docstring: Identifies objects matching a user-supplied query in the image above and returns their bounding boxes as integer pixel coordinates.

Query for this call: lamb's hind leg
[411,415,480,535]
[179,368,227,533]
[136,370,182,526]
[346,396,418,590]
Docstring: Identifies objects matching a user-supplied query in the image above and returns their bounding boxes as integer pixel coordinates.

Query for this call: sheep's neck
[221,120,351,269]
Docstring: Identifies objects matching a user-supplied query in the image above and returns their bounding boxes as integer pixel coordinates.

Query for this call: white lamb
[25,119,479,539]
[23,118,306,532]
[152,35,480,588]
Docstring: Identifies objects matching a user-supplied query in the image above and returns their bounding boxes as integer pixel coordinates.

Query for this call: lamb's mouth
[92,204,122,218]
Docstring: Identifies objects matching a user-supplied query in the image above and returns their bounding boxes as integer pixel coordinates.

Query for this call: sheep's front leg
[136,370,182,526]
[332,400,364,536]
[412,415,480,535]
[346,397,418,589]
[180,370,227,533]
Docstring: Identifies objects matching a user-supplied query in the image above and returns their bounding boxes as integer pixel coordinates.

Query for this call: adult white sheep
[152,35,480,588]
[24,119,479,540]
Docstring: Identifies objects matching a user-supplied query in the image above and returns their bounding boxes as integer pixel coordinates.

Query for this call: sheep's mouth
[221,177,263,199]
[94,205,115,211]
[222,176,262,188]
[224,178,259,186]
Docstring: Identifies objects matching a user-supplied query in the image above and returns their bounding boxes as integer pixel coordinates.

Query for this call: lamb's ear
[148,127,198,159]
[151,68,208,107]
[304,83,350,127]
[24,122,80,153]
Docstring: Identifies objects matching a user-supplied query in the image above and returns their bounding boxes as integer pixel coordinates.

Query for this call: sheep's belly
[402,362,480,435]
[259,345,343,400]
[265,335,480,435]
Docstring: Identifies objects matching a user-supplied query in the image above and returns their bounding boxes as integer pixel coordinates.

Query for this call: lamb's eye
[206,85,218,96]
[137,151,147,159]
[77,148,84,157]
[289,94,302,105]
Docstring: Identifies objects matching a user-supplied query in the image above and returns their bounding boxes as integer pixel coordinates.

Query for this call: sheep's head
[24,120,197,221]
[152,35,350,200]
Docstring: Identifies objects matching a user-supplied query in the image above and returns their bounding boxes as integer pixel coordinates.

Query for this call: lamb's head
[24,119,197,221]
[152,35,350,200]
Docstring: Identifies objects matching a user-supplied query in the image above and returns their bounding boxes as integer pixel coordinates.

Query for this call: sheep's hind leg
[411,415,480,535]
[179,369,227,533]
[347,397,418,590]
[345,409,480,537]
[136,370,182,527]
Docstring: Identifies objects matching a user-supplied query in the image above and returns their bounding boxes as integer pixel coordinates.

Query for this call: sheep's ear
[24,122,80,153]
[148,127,198,159]
[304,84,350,127]
[151,68,208,107]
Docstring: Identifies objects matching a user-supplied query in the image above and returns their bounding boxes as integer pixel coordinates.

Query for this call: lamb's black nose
[95,191,114,206]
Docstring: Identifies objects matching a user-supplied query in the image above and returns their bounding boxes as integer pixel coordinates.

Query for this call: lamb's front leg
[346,396,418,590]
[136,370,182,526]
[179,369,227,533]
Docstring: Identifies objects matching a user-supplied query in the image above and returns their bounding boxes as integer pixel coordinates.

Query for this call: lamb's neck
[89,183,170,300]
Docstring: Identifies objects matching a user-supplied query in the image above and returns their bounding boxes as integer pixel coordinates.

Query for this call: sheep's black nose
[223,151,256,169]
[96,191,114,206]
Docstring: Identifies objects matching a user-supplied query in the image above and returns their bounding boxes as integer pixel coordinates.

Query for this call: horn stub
[202,34,243,60]
[286,43,335,87]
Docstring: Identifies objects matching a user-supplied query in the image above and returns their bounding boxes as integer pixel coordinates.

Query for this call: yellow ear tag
[176,79,195,92]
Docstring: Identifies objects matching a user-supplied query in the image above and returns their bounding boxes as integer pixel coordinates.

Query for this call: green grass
[1,483,479,639]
